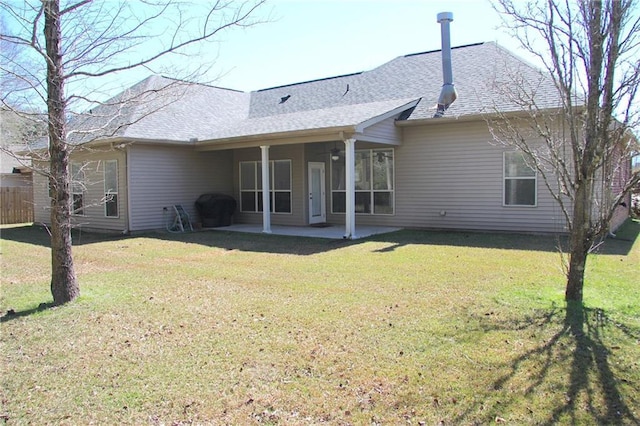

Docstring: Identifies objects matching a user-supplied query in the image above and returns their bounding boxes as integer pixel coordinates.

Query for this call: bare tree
[489,0,640,304]
[0,0,266,305]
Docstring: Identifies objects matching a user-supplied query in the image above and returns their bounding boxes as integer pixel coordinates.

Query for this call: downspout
[124,144,131,234]
[433,12,457,118]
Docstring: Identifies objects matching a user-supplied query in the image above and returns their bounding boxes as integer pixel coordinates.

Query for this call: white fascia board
[354,99,420,133]
[194,126,355,151]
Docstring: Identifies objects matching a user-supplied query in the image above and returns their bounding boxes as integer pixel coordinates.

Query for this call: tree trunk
[565,177,593,304]
[44,0,79,305]
[566,235,588,303]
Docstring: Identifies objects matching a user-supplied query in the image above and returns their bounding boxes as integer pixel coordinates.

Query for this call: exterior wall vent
[434,12,457,118]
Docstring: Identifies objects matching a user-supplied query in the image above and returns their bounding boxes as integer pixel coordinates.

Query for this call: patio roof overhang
[193,126,356,151]
[193,98,420,151]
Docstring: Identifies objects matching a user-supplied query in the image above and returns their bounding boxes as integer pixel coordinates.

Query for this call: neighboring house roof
[1,109,45,168]
[67,41,562,147]
[0,144,31,174]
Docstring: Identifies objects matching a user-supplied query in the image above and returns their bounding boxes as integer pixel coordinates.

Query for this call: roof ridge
[485,42,548,74]
[403,41,487,58]
[256,71,363,92]
[157,75,246,93]
[253,42,488,94]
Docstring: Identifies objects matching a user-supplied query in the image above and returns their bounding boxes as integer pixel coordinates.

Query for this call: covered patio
[195,98,420,240]
[208,224,401,240]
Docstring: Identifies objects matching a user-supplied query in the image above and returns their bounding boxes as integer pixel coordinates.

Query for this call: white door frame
[308,162,326,225]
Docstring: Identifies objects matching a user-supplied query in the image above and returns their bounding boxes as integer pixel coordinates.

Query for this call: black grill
[195,194,236,228]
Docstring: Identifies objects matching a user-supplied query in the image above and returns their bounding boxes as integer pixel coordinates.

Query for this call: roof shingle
[70,42,562,145]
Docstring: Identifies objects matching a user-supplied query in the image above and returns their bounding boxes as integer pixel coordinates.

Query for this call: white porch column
[260,145,271,233]
[344,138,357,239]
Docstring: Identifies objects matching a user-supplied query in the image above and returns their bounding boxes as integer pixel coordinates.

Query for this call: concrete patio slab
[206,224,401,239]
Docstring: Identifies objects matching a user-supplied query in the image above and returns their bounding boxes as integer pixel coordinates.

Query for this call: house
[31,39,631,238]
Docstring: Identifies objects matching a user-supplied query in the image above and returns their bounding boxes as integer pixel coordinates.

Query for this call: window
[239,160,292,213]
[104,160,119,217]
[504,151,536,206]
[71,163,85,215]
[331,148,394,215]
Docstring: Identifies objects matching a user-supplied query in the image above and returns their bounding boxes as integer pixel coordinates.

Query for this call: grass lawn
[1,222,639,425]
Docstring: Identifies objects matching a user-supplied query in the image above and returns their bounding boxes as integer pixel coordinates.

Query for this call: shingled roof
[70,42,561,146]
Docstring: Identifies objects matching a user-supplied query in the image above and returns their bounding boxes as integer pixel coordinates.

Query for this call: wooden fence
[0,186,34,224]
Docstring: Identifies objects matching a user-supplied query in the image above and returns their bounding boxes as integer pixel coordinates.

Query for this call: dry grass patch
[1,223,639,424]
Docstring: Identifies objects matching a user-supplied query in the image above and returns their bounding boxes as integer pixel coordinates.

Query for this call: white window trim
[331,148,395,215]
[503,151,537,207]
[239,159,292,214]
[104,159,119,218]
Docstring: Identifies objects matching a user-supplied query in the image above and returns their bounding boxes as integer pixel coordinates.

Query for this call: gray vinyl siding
[0,173,31,188]
[328,121,568,233]
[127,145,233,231]
[233,145,305,226]
[33,164,50,225]
[32,151,129,232]
[31,119,572,234]
[361,116,401,143]
[394,121,567,233]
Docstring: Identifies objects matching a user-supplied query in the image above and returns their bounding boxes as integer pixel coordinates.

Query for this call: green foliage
[1,225,638,424]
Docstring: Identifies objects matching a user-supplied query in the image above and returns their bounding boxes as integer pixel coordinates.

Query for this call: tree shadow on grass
[554,304,639,424]
[596,219,640,256]
[454,304,639,424]
[0,302,55,323]
[0,224,128,248]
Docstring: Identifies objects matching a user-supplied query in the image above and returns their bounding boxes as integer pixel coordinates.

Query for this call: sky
[1,0,532,106]
[200,0,526,92]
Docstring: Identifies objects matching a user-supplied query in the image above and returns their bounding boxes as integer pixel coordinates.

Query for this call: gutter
[396,113,488,127]
[396,107,578,127]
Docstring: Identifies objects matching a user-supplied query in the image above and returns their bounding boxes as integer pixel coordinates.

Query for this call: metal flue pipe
[434,12,457,118]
